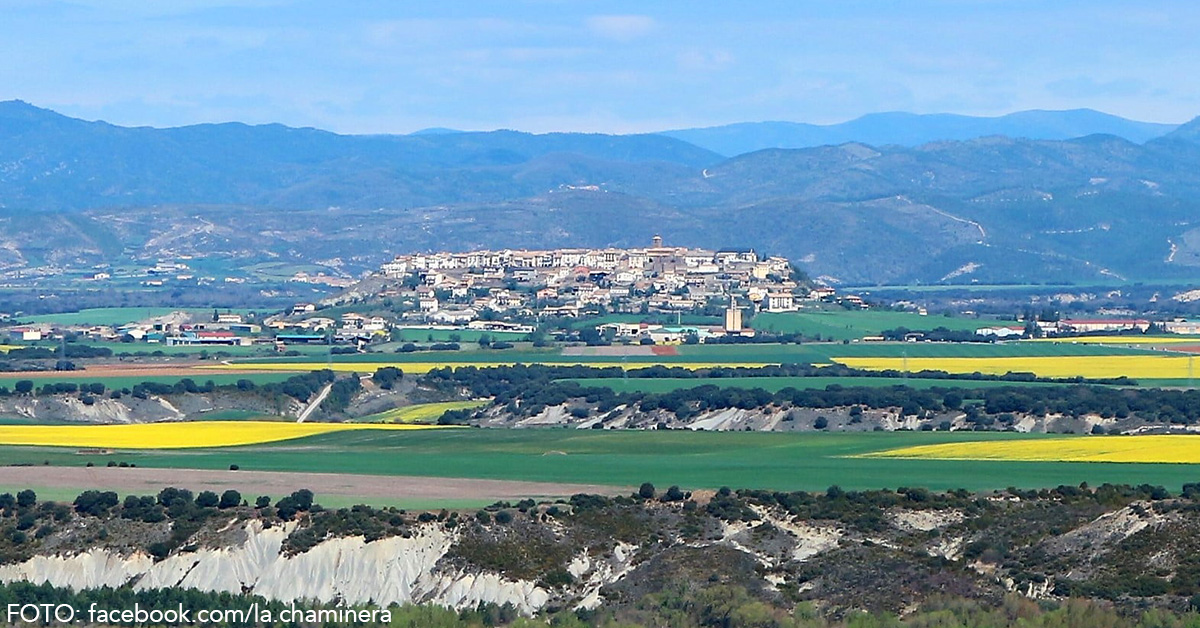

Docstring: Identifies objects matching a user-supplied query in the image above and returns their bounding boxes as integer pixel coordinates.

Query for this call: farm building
[1059,319,1151,333]
[166,331,250,346]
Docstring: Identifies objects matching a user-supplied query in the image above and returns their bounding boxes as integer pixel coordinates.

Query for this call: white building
[765,292,797,312]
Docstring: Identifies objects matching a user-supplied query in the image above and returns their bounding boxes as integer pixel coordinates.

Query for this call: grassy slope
[2,430,1198,493]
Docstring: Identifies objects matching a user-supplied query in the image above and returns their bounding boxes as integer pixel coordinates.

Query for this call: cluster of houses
[4,306,546,351]
[262,311,390,344]
[15,239,1200,350]
[5,312,263,346]
[372,237,844,324]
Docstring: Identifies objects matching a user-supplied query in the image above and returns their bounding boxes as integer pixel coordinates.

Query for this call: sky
[2,0,1198,134]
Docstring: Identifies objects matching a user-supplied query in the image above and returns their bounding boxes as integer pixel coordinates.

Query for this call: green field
[672,344,831,362]
[23,308,258,326]
[812,342,1162,358]
[563,376,1075,393]
[1128,379,1200,388]
[0,417,73,425]
[2,430,1199,495]
[752,310,1001,340]
[241,261,333,280]
[565,313,723,330]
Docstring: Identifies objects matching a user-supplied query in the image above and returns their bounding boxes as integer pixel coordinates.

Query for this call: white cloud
[585,15,655,42]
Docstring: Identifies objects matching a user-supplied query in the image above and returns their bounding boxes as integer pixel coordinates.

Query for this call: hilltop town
[365,236,836,318]
[10,236,1200,353]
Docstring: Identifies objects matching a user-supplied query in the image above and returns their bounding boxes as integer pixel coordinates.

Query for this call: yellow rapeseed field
[0,421,443,449]
[867,435,1200,464]
[832,355,1199,380]
[1028,336,1200,345]
[355,400,486,424]
[206,361,776,374]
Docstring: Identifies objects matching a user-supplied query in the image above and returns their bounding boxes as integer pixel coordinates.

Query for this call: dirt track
[0,466,625,503]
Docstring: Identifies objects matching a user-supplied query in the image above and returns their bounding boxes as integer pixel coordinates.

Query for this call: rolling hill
[2,101,1200,285]
[0,100,720,212]
[661,109,1180,156]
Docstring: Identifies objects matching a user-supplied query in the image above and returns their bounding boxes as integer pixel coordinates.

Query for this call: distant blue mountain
[661,109,1180,156]
[0,99,721,211]
[1160,115,1200,144]
[6,100,1200,285]
[408,127,463,136]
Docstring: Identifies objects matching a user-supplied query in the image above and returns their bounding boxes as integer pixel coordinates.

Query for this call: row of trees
[0,370,345,407]
[424,362,1132,391]
[2,345,113,361]
[423,363,1200,425]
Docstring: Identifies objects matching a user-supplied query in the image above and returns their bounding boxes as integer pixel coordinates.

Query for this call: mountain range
[2,100,1200,285]
[661,109,1179,156]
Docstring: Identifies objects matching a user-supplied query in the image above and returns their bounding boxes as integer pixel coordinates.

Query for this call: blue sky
[3,1,1198,133]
